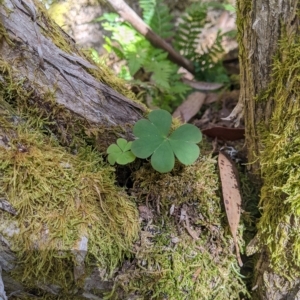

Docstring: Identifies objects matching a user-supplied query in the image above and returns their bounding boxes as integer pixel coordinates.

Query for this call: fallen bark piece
[218,151,243,267]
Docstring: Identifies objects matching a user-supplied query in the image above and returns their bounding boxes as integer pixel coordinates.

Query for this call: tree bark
[238,0,296,173]
[237,0,300,298]
[0,0,146,149]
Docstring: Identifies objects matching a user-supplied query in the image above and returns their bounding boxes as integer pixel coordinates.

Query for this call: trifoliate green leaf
[107,138,136,165]
[107,143,122,155]
[107,152,119,165]
[151,140,174,173]
[123,141,133,152]
[133,119,162,138]
[131,109,202,173]
[169,124,202,143]
[116,151,136,165]
[116,138,128,150]
[169,140,200,165]
[148,109,172,136]
[130,137,163,159]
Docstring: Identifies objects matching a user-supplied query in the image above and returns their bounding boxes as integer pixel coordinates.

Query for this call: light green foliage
[139,0,156,25]
[140,0,173,38]
[174,3,230,83]
[96,2,191,111]
[131,109,202,173]
[107,138,136,165]
[97,0,231,111]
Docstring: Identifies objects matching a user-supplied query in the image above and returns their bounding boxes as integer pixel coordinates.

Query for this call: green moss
[107,157,249,299]
[0,100,139,295]
[48,1,72,28]
[236,0,252,60]
[254,21,300,278]
[0,13,14,46]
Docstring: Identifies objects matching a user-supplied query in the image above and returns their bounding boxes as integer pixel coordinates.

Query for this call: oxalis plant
[107,109,202,173]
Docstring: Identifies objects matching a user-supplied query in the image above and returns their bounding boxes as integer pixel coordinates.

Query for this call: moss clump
[108,157,249,299]
[0,101,139,295]
[255,24,300,278]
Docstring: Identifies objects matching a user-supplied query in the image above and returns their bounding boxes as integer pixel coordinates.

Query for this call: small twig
[106,0,195,74]
[0,198,17,216]
[221,101,244,127]
[184,217,200,240]
[192,267,201,282]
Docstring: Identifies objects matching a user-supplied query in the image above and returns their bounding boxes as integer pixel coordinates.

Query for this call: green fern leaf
[174,4,230,83]
[143,49,173,89]
[148,2,173,38]
[125,40,150,74]
[174,3,208,57]
[139,0,156,24]
[140,0,174,38]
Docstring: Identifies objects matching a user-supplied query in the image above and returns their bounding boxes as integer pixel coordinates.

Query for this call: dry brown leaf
[192,267,202,282]
[202,127,245,141]
[173,92,206,123]
[218,152,243,267]
[204,93,219,104]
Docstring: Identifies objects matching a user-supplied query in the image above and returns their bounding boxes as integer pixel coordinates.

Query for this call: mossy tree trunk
[236,0,300,298]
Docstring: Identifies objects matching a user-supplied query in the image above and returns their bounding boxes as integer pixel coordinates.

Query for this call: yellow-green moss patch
[108,157,249,299]
[256,23,300,278]
[0,101,139,294]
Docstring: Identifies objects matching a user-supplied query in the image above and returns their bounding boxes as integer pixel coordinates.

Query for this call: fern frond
[148,2,173,38]
[98,9,192,111]
[193,30,229,82]
[139,0,173,38]
[139,0,156,24]
[124,40,150,74]
[174,4,229,83]
[174,3,208,57]
[144,49,173,89]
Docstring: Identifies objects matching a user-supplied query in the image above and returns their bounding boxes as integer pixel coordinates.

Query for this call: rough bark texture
[238,0,297,172]
[1,0,145,147]
[237,0,300,299]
